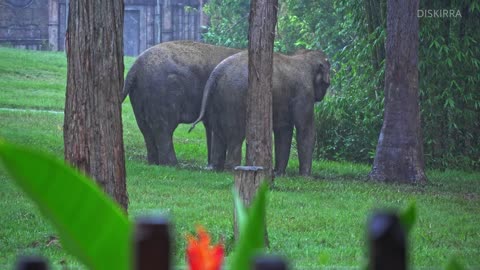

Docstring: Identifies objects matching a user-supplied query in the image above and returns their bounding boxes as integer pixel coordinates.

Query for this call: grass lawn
[0,47,479,269]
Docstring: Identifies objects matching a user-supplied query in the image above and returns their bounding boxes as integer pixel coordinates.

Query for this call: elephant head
[312,53,331,102]
[292,49,331,102]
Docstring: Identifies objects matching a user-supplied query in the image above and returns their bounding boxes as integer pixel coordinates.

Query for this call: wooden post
[368,212,406,270]
[233,166,269,245]
[16,256,48,270]
[134,216,171,270]
[252,255,288,270]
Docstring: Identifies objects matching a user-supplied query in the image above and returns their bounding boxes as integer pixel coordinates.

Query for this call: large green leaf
[229,182,268,270]
[399,200,417,234]
[233,188,247,233]
[445,257,465,270]
[0,141,132,270]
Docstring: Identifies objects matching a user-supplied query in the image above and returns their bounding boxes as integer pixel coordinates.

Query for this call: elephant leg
[203,121,212,167]
[296,126,314,176]
[154,128,178,166]
[225,138,243,170]
[210,131,226,171]
[145,134,160,165]
[135,116,160,165]
[294,103,315,176]
[274,126,293,176]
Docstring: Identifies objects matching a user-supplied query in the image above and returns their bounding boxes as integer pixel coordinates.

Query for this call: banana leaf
[0,140,132,270]
[229,182,268,270]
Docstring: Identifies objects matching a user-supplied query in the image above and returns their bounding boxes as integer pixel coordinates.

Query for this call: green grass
[0,47,479,269]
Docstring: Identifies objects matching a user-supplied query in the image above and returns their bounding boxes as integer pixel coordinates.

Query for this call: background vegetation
[203,0,480,170]
[0,48,479,269]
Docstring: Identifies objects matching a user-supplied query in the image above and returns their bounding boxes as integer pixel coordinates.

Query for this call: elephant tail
[122,65,137,102]
[189,70,218,133]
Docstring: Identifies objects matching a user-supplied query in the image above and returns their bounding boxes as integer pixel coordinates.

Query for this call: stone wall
[0,0,207,55]
[0,0,50,50]
[122,0,205,56]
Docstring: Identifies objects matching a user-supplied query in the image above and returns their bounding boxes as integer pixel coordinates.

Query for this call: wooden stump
[16,256,48,270]
[368,212,406,270]
[253,255,288,270]
[134,216,171,270]
[233,166,269,245]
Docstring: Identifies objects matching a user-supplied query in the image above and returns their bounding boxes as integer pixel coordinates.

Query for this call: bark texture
[233,166,266,241]
[233,166,269,246]
[64,0,128,208]
[370,0,427,184]
[246,0,278,178]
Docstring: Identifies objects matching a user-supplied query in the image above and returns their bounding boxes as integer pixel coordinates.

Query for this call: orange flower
[186,226,224,270]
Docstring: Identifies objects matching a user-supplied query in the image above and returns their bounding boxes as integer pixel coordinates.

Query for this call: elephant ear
[314,60,330,102]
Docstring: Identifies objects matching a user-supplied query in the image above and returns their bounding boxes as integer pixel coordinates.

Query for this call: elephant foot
[147,157,160,165]
[224,163,239,171]
[158,159,178,166]
[205,164,214,170]
[299,170,312,177]
[274,170,286,177]
[209,163,225,171]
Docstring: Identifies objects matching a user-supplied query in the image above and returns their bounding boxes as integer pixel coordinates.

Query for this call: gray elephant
[122,41,240,165]
[190,50,330,176]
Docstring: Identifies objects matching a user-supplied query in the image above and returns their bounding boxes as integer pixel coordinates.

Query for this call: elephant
[190,50,330,176]
[122,41,240,165]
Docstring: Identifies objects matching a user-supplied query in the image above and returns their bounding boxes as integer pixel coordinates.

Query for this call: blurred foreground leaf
[233,188,247,232]
[0,141,132,270]
[445,257,465,270]
[229,182,268,270]
[399,200,417,234]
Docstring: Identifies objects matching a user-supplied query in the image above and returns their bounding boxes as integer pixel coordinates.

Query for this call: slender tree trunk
[64,0,128,209]
[246,0,278,179]
[370,0,427,184]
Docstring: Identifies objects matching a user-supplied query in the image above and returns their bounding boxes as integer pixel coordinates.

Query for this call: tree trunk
[233,166,267,244]
[369,0,427,184]
[246,0,278,179]
[64,0,128,209]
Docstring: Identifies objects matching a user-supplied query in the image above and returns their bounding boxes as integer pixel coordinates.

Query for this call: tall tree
[64,1,128,208]
[246,0,278,178]
[370,0,427,184]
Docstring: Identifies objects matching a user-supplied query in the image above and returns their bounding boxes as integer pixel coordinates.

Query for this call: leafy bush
[202,0,250,48]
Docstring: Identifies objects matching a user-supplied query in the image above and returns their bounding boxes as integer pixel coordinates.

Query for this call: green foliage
[445,257,465,270]
[229,183,268,270]
[399,201,417,234]
[202,0,250,48]
[233,189,248,231]
[0,141,132,270]
[203,0,480,170]
[418,0,480,170]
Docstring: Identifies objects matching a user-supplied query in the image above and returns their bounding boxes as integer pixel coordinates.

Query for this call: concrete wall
[0,0,50,50]
[0,0,207,55]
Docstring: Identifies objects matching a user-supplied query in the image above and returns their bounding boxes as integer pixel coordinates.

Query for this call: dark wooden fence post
[368,212,407,270]
[134,216,171,270]
[15,256,48,270]
[252,255,288,270]
[233,166,269,245]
